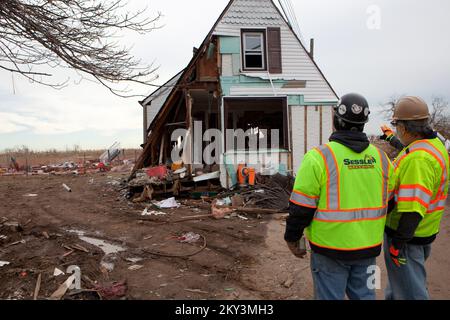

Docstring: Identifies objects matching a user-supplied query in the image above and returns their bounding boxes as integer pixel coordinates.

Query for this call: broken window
[224,97,288,151]
[242,30,266,71]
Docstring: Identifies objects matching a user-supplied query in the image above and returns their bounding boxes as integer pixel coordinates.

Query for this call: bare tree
[381,95,450,137]
[430,96,450,138]
[0,0,162,97]
[380,95,402,121]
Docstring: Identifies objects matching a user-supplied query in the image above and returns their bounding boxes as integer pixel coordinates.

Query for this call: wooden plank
[33,273,42,300]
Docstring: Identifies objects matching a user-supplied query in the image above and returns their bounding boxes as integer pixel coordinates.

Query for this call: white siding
[143,72,182,130]
[322,106,334,142]
[290,105,334,175]
[306,106,321,151]
[214,0,338,103]
[222,54,234,76]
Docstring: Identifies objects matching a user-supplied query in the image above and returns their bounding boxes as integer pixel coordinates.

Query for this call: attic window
[242,30,266,71]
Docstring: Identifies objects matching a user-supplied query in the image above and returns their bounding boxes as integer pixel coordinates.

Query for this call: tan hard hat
[392,96,430,121]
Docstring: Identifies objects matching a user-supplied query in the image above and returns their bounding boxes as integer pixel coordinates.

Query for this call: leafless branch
[0,0,162,97]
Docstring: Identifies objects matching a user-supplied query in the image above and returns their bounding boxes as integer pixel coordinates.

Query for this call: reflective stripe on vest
[397,185,433,208]
[395,140,448,212]
[315,207,386,222]
[427,197,447,213]
[315,145,340,210]
[377,147,390,206]
[290,190,319,208]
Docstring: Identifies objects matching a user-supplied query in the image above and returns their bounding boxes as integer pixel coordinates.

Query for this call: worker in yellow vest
[285,93,396,300]
[384,97,449,300]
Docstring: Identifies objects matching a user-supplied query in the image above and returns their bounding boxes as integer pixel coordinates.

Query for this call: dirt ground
[0,173,449,300]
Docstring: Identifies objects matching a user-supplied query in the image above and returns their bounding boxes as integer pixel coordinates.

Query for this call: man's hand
[286,241,307,259]
[380,125,395,141]
[389,244,407,267]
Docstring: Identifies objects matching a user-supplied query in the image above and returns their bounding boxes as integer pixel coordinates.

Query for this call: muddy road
[0,174,448,300]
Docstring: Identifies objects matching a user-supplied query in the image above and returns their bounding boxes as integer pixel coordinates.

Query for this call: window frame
[241,29,267,71]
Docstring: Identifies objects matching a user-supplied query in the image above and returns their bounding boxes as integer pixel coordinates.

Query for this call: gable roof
[140,70,184,107]
[144,0,338,132]
[214,0,338,99]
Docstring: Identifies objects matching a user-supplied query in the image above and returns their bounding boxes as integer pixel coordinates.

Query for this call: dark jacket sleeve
[284,202,316,242]
[391,212,423,250]
[387,197,397,214]
[388,136,405,151]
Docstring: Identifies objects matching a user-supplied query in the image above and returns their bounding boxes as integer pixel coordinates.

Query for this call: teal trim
[219,37,241,54]
[220,75,287,96]
[288,95,303,106]
[219,75,338,105]
[302,101,338,106]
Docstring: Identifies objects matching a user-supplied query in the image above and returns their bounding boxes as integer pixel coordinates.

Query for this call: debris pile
[128,162,221,202]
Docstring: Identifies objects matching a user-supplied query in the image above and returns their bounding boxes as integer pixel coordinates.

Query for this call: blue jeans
[310,252,377,300]
[384,234,432,300]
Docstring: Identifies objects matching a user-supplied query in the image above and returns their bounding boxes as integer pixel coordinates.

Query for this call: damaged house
[133,0,339,192]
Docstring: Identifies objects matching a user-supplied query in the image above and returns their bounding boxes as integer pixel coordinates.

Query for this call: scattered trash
[53,268,65,276]
[178,232,201,243]
[94,281,127,300]
[62,183,72,192]
[50,274,76,300]
[145,165,168,179]
[211,200,234,219]
[173,167,187,178]
[231,194,245,207]
[0,235,7,240]
[72,244,89,253]
[125,257,143,263]
[0,261,10,267]
[184,288,209,294]
[62,250,75,258]
[237,214,249,221]
[4,222,23,232]
[153,197,180,209]
[141,208,166,216]
[89,178,94,184]
[23,193,38,197]
[224,288,235,292]
[128,265,143,271]
[107,180,121,186]
[132,185,154,203]
[193,171,220,182]
[78,236,125,255]
[100,261,115,272]
[5,239,26,247]
[215,197,232,206]
[19,271,27,278]
[143,235,153,240]
[42,231,50,239]
[282,277,294,289]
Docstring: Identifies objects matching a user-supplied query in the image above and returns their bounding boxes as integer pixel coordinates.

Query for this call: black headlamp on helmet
[334,93,371,125]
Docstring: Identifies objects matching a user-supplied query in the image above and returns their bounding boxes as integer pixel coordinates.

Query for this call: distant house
[135,0,339,188]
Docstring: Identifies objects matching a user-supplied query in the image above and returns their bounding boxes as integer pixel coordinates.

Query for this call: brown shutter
[267,27,282,74]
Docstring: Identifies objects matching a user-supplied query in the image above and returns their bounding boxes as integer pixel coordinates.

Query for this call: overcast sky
[1,0,449,151]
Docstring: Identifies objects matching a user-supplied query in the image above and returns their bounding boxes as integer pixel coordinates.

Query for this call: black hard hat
[334,93,370,125]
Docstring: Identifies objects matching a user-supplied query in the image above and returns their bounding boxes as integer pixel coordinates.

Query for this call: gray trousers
[384,234,432,300]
